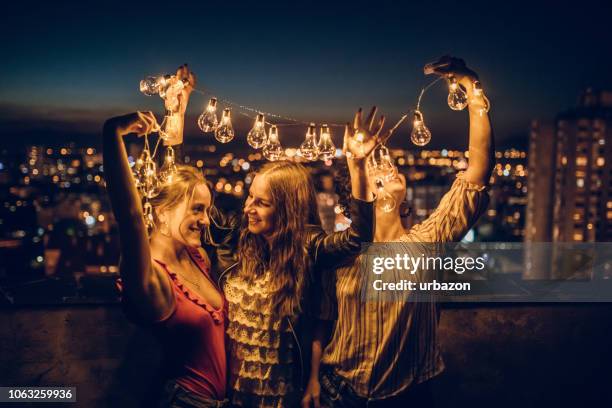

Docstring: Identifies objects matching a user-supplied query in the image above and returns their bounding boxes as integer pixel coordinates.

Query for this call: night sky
[1,0,611,149]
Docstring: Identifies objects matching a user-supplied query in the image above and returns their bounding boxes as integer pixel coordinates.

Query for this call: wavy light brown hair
[238,161,320,317]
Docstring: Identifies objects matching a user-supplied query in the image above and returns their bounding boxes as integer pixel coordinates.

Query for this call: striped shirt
[320,172,489,399]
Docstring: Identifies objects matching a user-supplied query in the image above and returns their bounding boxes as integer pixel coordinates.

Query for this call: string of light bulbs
[135,67,491,216]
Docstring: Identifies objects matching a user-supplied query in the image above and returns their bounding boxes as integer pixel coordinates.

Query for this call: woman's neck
[373,208,406,242]
[149,231,189,265]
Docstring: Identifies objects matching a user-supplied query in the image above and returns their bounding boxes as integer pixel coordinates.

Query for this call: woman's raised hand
[424,55,480,96]
[104,111,158,138]
[174,64,197,116]
[343,106,387,160]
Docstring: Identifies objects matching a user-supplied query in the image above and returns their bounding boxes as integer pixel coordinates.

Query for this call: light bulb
[263,125,284,161]
[447,76,468,111]
[139,76,161,96]
[410,110,432,146]
[133,150,148,188]
[215,108,235,143]
[143,202,155,230]
[198,98,219,132]
[298,123,319,161]
[142,159,160,199]
[375,178,396,213]
[247,113,268,149]
[161,113,181,143]
[472,81,490,116]
[368,144,397,182]
[317,124,336,161]
[159,146,178,185]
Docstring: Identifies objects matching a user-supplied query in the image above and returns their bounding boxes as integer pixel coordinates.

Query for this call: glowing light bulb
[317,124,336,161]
[299,123,319,161]
[472,81,491,116]
[263,125,284,161]
[159,146,178,184]
[132,149,149,184]
[198,98,218,132]
[447,76,468,111]
[368,144,397,182]
[133,150,148,188]
[410,110,432,146]
[139,76,161,96]
[142,159,160,199]
[143,202,155,230]
[247,114,268,149]
[375,178,396,213]
[161,113,181,143]
[215,108,235,143]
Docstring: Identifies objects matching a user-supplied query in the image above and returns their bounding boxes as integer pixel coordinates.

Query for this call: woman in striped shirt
[302,57,494,407]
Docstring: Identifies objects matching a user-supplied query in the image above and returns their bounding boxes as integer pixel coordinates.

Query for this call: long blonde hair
[238,161,320,317]
[146,165,209,232]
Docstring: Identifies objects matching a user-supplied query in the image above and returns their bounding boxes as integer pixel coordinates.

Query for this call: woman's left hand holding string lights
[106,111,158,138]
[162,64,197,146]
[425,55,490,116]
[172,64,196,115]
[425,56,494,186]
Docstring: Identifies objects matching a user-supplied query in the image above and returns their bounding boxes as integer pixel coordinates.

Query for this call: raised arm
[407,58,493,243]
[103,112,173,322]
[428,57,495,186]
[309,108,383,269]
[461,78,494,186]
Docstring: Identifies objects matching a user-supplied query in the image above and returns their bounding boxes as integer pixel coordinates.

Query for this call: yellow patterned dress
[224,270,299,408]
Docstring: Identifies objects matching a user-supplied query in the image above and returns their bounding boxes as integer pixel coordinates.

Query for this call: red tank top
[152,247,227,400]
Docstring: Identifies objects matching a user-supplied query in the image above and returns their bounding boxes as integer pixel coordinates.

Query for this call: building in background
[552,90,612,243]
[525,89,612,279]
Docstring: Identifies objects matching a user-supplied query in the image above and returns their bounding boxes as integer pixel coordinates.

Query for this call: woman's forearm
[310,320,332,380]
[102,120,152,289]
[464,101,494,186]
[103,123,147,228]
[347,158,373,201]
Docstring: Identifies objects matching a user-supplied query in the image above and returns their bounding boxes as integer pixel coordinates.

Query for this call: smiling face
[244,174,276,237]
[160,183,212,247]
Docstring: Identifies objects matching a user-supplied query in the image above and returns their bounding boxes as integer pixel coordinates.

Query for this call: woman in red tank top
[103,66,228,407]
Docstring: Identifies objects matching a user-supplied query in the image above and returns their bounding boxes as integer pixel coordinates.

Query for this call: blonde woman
[104,66,228,407]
